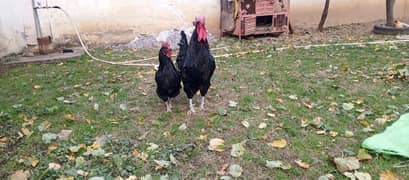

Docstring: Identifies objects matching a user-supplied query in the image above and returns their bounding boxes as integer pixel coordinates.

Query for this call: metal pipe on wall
[31,0,43,38]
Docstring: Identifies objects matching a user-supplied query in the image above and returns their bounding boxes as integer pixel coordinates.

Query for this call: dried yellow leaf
[208,138,225,152]
[300,118,309,128]
[295,160,310,169]
[31,159,39,167]
[64,114,76,121]
[357,113,366,120]
[329,131,338,137]
[357,149,372,161]
[132,149,141,158]
[90,143,100,149]
[380,170,400,180]
[198,134,208,141]
[0,137,8,143]
[73,84,81,89]
[48,144,58,153]
[270,139,287,149]
[355,97,365,105]
[21,128,32,137]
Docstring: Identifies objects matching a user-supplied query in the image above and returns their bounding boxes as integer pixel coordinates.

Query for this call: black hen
[176,30,188,71]
[178,16,216,113]
[155,42,181,112]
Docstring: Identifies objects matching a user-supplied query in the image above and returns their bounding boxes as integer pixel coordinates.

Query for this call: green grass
[1,40,409,179]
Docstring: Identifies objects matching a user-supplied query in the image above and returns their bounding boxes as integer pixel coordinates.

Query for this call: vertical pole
[386,0,395,26]
[31,0,43,38]
[318,0,330,32]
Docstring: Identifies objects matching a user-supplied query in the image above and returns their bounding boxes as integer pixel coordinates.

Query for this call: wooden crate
[221,0,290,38]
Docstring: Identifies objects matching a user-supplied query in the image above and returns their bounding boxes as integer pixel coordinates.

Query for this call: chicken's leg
[200,96,205,110]
[166,100,171,112]
[189,99,196,113]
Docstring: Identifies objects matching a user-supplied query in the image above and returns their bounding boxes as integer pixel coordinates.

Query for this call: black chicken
[155,42,181,112]
[177,16,216,113]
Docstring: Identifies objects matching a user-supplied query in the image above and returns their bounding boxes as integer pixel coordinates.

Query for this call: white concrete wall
[291,0,409,27]
[1,0,409,57]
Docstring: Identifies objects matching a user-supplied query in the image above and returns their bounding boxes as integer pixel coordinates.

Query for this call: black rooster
[177,16,216,113]
[155,42,181,112]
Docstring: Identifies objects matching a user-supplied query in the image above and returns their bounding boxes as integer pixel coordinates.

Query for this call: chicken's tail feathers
[177,30,189,71]
[179,31,188,47]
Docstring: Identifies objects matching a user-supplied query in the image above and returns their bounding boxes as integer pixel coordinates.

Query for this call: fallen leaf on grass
[357,113,366,120]
[169,154,178,165]
[276,98,284,103]
[48,163,62,170]
[342,103,355,111]
[228,164,243,178]
[289,95,298,100]
[344,131,354,138]
[329,131,338,137]
[266,160,291,170]
[316,130,327,135]
[269,139,287,149]
[344,171,372,180]
[178,123,187,131]
[198,134,208,141]
[208,138,225,152]
[0,137,8,146]
[217,163,230,176]
[21,128,32,137]
[355,98,365,105]
[147,143,159,151]
[217,107,228,116]
[380,170,400,180]
[312,117,323,128]
[241,121,250,128]
[64,114,76,121]
[89,177,104,180]
[48,144,58,153]
[69,146,81,153]
[295,160,310,169]
[354,172,371,180]
[318,174,335,180]
[357,149,372,161]
[300,118,309,127]
[76,170,89,177]
[42,133,58,144]
[119,103,128,111]
[58,130,72,140]
[137,131,150,141]
[228,101,238,108]
[375,118,387,126]
[303,100,314,109]
[267,113,276,118]
[154,160,171,170]
[362,127,375,133]
[258,122,267,129]
[132,149,149,161]
[10,170,30,180]
[163,131,172,138]
[231,141,246,157]
[266,160,283,169]
[31,159,39,167]
[333,157,360,172]
[37,121,50,132]
[328,102,338,112]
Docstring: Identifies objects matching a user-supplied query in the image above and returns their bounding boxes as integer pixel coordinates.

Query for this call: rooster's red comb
[194,16,206,25]
[161,42,170,48]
